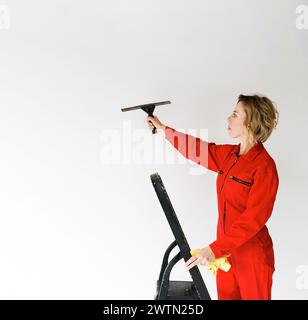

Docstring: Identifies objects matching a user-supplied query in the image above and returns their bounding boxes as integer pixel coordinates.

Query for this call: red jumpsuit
[164,126,279,300]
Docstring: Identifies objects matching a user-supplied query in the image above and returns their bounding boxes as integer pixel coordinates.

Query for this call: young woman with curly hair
[147,94,279,300]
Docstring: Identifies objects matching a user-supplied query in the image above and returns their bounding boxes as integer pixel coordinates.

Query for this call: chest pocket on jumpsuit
[221,174,254,233]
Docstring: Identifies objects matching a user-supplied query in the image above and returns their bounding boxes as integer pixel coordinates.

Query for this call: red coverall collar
[231,141,264,161]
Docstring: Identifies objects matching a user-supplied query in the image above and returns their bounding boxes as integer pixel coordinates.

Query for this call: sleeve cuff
[209,241,230,258]
[164,125,175,138]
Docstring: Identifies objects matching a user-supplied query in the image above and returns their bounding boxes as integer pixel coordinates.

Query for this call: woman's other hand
[185,246,216,271]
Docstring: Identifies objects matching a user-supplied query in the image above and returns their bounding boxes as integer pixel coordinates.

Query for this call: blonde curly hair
[238,94,279,144]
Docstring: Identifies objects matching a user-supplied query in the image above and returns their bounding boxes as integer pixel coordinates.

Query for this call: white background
[0,0,307,299]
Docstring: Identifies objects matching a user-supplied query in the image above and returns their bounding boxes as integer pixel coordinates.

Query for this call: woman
[146,94,279,300]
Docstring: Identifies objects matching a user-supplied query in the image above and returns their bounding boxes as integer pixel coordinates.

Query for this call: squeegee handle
[148,111,157,134]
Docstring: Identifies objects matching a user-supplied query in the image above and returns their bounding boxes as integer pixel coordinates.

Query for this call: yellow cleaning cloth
[190,248,231,276]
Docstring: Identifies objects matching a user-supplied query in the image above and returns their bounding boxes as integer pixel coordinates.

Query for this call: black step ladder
[151,173,211,300]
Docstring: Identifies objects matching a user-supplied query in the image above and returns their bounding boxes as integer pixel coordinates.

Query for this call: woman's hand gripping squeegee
[121,100,170,134]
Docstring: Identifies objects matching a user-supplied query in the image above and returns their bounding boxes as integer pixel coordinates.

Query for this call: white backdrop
[0,0,307,299]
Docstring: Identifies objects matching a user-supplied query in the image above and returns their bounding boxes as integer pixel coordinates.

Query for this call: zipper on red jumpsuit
[223,201,226,233]
[221,152,240,234]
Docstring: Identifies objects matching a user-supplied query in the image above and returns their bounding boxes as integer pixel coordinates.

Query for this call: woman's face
[227,102,247,139]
